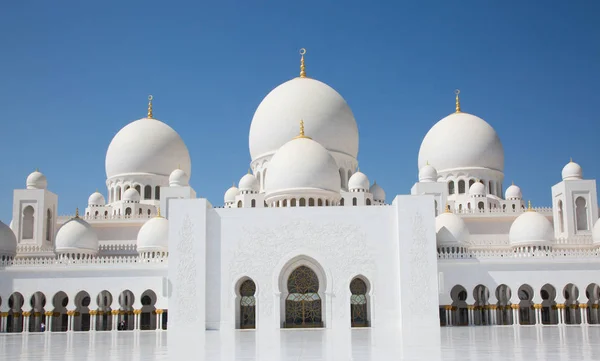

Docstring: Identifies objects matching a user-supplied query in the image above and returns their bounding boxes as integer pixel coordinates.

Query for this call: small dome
[509,210,554,246]
[169,168,189,187]
[88,191,106,206]
[0,220,17,257]
[505,183,522,200]
[137,216,169,253]
[123,188,141,203]
[55,217,98,254]
[562,160,582,180]
[418,164,438,182]
[239,173,259,193]
[224,186,239,204]
[348,171,370,191]
[592,219,600,244]
[469,181,486,197]
[26,170,47,189]
[264,136,341,199]
[435,211,470,246]
[370,182,386,202]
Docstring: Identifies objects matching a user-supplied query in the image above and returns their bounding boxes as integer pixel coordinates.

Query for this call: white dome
[370,182,385,202]
[169,168,189,187]
[348,171,370,191]
[418,164,438,182]
[55,217,98,254]
[123,188,140,203]
[562,160,582,180]
[26,170,47,189]
[0,220,17,257]
[137,216,169,252]
[418,112,504,173]
[593,219,600,244]
[509,211,554,246]
[469,181,486,197]
[505,183,522,200]
[105,117,191,179]
[435,211,470,246]
[264,137,341,198]
[224,186,239,204]
[249,77,359,161]
[88,191,106,206]
[239,173,259,193]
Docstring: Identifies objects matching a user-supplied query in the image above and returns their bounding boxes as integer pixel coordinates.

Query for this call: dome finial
[294,119,312,139]
[75,207,79,218]
[157,206,161,217]
[527,200,534,212]
[454,89,461,113]
[147,95,154,119]
[247,168,251,175]
[511,180,514,186]
[569,157,573,163]
[299,48,307,78]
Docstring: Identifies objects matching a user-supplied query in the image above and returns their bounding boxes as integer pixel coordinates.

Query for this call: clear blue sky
[0,0,598,223]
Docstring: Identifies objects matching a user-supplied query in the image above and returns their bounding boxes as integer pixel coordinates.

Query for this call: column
[534,304,542,325]
[23,312,30,333]
[579,304,588,324]
[557,304,564,325]
[134,310,139,330]
[157,309,163,331]
[468,305,474,326]
[90,311,96,331]
[444,306,451,326]
[0,312,4,332]
[112,311,118,331]
[512,305,519,325]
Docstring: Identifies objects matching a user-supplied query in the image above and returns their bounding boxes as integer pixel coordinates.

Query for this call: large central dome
[249,77,359,161]
[105,117,191,179]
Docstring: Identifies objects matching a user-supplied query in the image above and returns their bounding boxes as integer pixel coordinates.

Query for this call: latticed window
[350,278,369,327]
[239,279,256,329]
[285,266,322,328]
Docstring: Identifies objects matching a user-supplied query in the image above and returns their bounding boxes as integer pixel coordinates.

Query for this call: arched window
[340,198,345,206]
[116,186,122,201]
[46,209,52,241]
[575,197,588,230]
[434,200,438,217]
[138,208,143,215]
[478,202,484,210]
[125,208,132,216]
[366,199,371,206]
[350,278,369,327]
[458,180,465,194]
[144,185,152,200]
[154,186,161,200]
[237,200,242,208]
[291,199,297,207]
[448,181,455,195]
[95,210,99,217]
[339,169,345,188]
[469,179,475,188]
[284,266,322,328]
[251,199,256,208]
[318,199,323,206]
[299,198,306,206]
[135,185,141,195]
[22,206,35,239]
[558,200,564,233]
[488,181,493,195]
[239,279,256,329]
[309,198,315,207]
[352,198,357,206]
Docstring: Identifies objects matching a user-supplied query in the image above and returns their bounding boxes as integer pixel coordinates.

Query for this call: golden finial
[569,157,573,163]
[445,204,451,213]
[299,48,307,78]
[454,89,461,113]
[75,208,79,218]
[35,168,39,172]
[147,95,153,119]
[248,168,251,175]
[157,206,162,217]
[426,160,429,166]
[527,200,533,212]
[293,119,312,139]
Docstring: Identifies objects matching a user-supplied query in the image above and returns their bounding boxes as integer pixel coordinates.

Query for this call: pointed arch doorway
[284,265,323,328]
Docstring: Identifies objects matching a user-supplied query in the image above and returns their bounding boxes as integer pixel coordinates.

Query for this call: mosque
[0,49,599,338]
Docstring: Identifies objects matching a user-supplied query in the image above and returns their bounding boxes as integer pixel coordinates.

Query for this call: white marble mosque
[0,49,599,360]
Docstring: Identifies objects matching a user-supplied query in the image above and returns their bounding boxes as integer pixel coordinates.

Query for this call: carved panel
[175,215,198,323]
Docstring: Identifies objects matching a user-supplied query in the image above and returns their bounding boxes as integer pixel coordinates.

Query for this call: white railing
[438,245,600,260]
[57,214,154,222]
[452,207,552,215]
[0,254,168,267]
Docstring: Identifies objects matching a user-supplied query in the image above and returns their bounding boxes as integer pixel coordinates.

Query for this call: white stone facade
[0,52,599,342]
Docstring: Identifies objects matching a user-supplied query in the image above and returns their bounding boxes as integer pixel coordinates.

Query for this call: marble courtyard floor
[1,326,600,361]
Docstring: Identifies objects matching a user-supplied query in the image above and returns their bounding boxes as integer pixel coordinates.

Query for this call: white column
[445,308,451,326]
[468,307,474,326]
[23,315,29,333]
[0,314,4,332]
[557,305,564,325]
[48,314,53,332]
[581,305,588,325]
[112,313,117,331]
[513,307,519,325]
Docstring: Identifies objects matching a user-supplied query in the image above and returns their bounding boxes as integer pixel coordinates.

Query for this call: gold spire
[511,181,514,186]
[75,208,79,218]
[445,203,451,213]
[299,48,307,78]
[454,89,461,113]
[569,157,573,163]
[35,168,39,172]
[527,200,534,212]
[147,95,153,119]
[157,206,162,217]
[293,119,312,139]
[248,168,251,175]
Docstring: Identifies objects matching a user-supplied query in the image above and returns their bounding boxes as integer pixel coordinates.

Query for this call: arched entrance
[239,279,256,329]
[284,266,323,328]
[350,277,369,327]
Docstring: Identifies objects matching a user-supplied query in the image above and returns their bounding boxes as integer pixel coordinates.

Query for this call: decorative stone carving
[228,219,375,320]
[175,215,198,323]
[408,212,435,317]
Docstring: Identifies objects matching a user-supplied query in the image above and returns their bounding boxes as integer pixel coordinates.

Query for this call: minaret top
[147,95,153,119]
[299,48,307,78]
